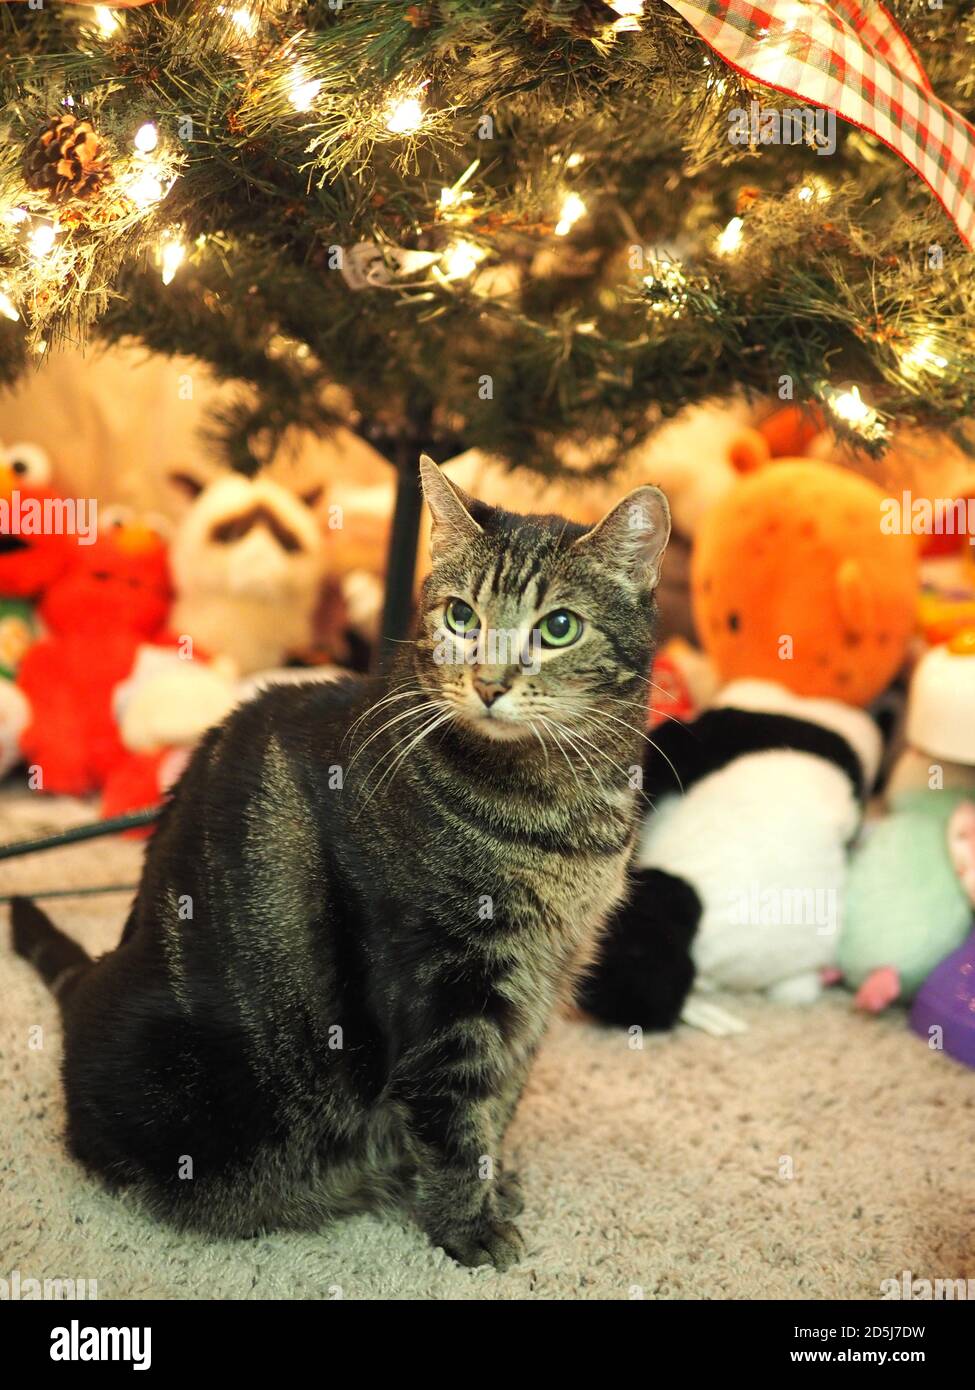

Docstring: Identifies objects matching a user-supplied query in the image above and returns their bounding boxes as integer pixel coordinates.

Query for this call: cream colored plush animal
[169,471,324,673]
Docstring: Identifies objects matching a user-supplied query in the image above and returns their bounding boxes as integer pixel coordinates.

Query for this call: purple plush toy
[910,803,975,1068]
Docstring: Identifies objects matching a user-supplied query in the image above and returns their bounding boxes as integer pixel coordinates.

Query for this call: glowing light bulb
[438,159,479,217]
[288,68,322,113]
[901,335,949,376]
[0,291,19,323]
[93,6,120,37]
[716,216,744,255]
[797,185,814,202]
[27,223,58,258]
[441,240,485,281]
[159,235,186,287]
[440,186,471,212]
[133,122,159,154]
[127,169,165,208]
[385,91,426,135]
[555,191,587,237]
[825,383,886,441]
[565,153,585,169]
[230,6,258,35]
[831,386,871,425]
[609,0,643,28]
[216,4,258,38]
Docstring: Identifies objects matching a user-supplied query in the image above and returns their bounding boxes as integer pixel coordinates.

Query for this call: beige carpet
[1,790,973,1301]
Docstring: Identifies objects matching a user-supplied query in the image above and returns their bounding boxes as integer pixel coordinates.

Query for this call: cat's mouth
[471,715,530,741]
[454,699,533,742]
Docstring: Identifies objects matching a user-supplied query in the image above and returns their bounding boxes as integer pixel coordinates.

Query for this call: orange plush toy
[692,461,919,707]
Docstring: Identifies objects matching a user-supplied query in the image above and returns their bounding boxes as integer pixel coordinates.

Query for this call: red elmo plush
[17,520,172,796]
[0,484,75,601]
[0,447,75,603]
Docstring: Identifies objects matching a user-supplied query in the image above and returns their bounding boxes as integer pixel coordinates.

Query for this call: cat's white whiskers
[643,736,685,795]
[527,721,551,775]
[349,704,445,788]
[344,683,421,745]
[544,718,600,787]
[356,707,455,815]
[597,691,684,728]
[616,672,693,725]
[573,704,683,797]
[347,699,444,771]
[535,716,585,798]
[548,713,636,795]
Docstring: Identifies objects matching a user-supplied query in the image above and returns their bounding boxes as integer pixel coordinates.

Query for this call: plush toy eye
[101,504,135,531]
[444,597,479,636]
[4,443,51,486]
[538,609,583,648]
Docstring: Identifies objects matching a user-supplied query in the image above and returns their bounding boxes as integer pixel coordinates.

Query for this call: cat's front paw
[434,1217,525,1271]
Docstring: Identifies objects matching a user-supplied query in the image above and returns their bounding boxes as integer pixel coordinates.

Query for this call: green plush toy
[839,638,975,1012]
[840,789,974,1009]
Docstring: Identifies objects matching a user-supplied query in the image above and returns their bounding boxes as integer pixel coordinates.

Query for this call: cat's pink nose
[473,677,509,708]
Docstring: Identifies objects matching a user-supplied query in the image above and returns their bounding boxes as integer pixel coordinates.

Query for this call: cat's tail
[10,896,91,999]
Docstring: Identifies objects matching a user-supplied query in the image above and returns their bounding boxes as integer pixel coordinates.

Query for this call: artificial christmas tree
[1,0,974,660]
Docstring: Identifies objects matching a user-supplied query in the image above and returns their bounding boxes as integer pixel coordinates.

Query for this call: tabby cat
[11,456,669,1270]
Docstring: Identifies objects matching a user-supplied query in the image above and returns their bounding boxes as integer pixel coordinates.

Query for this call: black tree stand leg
[375,446,424,674]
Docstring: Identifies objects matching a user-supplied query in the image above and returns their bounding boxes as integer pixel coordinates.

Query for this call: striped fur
[11,462,669,1269]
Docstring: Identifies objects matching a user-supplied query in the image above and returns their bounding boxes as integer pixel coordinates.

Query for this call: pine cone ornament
[568,0,617,37]
[24,114,112,203]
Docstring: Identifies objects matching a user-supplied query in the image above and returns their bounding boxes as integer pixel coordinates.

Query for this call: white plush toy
[113,644,242,754]
[168,471,324,674]
[579,680,882,1034]
[114,644,342,760]
[646,681,880,998]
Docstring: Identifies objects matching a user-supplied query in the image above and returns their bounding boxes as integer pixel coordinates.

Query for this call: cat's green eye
[537,608,583,649]
[444,597,479,637]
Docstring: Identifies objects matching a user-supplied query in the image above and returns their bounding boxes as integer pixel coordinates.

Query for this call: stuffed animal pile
[580,439,949,1035]
[1,452,333,812]
[581,414,975,1064]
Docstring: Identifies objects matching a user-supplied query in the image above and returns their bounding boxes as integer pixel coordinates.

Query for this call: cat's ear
[573,485,671,587]
[419,454,482,559]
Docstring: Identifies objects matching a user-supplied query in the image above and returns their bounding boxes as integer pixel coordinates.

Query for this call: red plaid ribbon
[659,0,975,247]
